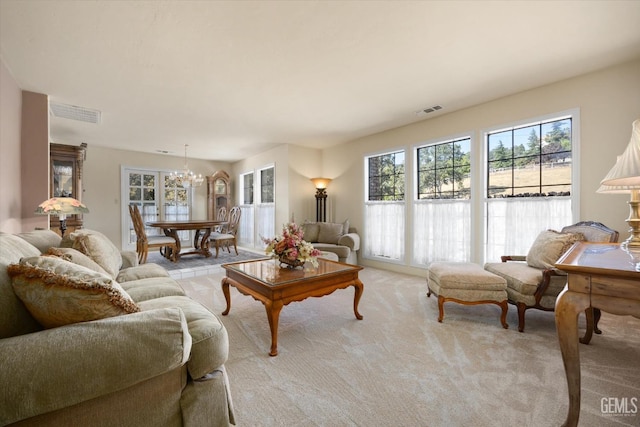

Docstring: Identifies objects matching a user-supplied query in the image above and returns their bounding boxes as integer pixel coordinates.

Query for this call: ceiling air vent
[416,105,443,116]
[50,102,101,124]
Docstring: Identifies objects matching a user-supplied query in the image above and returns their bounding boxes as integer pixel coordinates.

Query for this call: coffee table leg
[221,278,232,316]
[353,279,364,320]
[265,300,284,356]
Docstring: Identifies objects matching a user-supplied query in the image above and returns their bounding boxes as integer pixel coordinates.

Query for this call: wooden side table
[554,242,640,427]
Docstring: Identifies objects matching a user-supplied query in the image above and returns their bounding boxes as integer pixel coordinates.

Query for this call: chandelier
[169,144,204,188]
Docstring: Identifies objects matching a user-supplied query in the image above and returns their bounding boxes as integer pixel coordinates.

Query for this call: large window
[414,137,472,265]
[256,165,275,247]
[485,115,575,261]
[364,150,405,261]
[238,172,254,247]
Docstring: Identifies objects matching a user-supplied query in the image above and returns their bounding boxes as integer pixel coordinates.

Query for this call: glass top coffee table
[221,258,364,356]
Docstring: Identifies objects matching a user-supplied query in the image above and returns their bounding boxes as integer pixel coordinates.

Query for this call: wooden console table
[555,242,640,427]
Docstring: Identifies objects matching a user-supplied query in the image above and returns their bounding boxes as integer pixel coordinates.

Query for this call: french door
[121,167,192,251]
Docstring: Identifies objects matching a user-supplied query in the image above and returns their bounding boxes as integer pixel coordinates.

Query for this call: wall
[320,58,640,275]
[83,145,230,248]
[0,59,22,233]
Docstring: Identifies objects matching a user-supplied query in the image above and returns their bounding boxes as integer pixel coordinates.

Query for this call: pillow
[318,222,344,244]
[17,230,62,253]
[65,230,122,278]
[526,230,585,269]
[7,256,139,329]
[341,219,350,235]
[46,247,110,277]
[301,222,320,243]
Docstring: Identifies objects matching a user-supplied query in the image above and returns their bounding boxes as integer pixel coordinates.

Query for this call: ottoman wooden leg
[437,295,445,323]
[498,300,509,329]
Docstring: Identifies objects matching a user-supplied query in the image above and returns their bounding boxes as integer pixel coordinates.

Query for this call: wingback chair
[484,221,619,336]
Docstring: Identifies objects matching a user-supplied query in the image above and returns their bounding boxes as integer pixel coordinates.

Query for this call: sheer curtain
[364,201,404,261]
[485,197,572,262]
[238,205,254,247]
[413,199,471,265]
[255,203,275,248]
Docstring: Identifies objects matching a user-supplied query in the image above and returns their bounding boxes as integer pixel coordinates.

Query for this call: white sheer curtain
[485,197,572,262]
[364,201,405,261]
[255,203,275,248]
[238,205,254,247]
[413,199,471,265]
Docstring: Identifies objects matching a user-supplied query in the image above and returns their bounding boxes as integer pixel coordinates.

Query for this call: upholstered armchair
[484,221,619,335]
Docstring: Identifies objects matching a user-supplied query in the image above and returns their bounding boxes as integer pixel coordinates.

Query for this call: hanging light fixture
[169,144,204,188]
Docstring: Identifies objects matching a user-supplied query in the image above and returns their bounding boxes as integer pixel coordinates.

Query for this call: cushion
[65,229,123,279]
[17,229,62,253]
[7,256,139,329]
[301,222,320,243]
[526,230,584,270]
[317,222,344,244]
[46,247,110,276]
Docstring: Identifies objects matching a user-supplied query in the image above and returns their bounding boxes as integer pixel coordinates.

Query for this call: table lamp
[597,118,640,248]
[35,197,89,237]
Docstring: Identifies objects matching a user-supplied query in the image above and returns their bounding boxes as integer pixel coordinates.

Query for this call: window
[485,115,575,261]
[414,137,472,265]
[364,150,405,261]
[241,172,254,205]
[261,167,274,203]
[238,172,254,247]
[256,166,275,247]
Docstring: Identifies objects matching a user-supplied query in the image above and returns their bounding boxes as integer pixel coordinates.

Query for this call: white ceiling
[1,1,639,162]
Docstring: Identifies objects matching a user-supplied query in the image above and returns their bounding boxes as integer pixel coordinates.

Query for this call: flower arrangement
[263,222,322,268]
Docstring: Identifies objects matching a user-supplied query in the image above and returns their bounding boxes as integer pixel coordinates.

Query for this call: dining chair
[128,204,178,263]
[214,206,228,233]
[210,206,241,258]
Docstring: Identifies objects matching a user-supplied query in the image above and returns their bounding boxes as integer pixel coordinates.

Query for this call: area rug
[145,248,265,271]
[178,267,640,427]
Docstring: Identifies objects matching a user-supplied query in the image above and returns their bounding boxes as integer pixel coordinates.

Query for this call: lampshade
[598,119,640,189]
[35,197,89,219]
[311,178,331,189]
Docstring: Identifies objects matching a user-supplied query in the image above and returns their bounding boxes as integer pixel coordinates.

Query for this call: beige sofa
[301,221,360,264]
[0,229,235,426]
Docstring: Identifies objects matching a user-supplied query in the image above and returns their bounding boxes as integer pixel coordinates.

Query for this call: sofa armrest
[121,250,139,268]
[0,308,191,425]
[338,233,360,251]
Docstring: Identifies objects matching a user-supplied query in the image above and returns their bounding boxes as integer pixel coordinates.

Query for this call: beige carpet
[178,266,640,427]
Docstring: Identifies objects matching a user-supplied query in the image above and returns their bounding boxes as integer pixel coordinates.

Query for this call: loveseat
[301,220,360,264]
[0,229,235,426]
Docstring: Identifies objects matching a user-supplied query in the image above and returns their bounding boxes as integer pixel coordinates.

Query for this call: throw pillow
[301,222,320,243]
[8,256,139,329]
[17,229,62,254]
[65,229,123,279]
[318,222,344,244]
[46,247,111,277]
[526,230,585,270]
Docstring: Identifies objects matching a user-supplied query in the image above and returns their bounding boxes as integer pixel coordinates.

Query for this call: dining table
[146,219,228,260]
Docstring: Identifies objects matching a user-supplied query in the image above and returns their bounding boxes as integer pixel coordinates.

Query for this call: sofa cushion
[526,230,584,270]
[312,243,351,260]
[8,256,139,329]
[46,247,110,276]
[138,296,229,379]
[0,234,43,338]
[17,229,62,253]
[301,222,320,243]
[121,277,187,302]
[317,222,344,244]
[64,229,123,279]
[116,263,170,282]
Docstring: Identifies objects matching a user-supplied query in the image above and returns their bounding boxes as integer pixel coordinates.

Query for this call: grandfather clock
[207,170,231,220]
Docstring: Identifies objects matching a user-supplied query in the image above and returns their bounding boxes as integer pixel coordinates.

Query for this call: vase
[278,255,304,269]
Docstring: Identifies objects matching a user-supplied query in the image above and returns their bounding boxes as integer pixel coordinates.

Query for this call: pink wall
[0,60,22,233]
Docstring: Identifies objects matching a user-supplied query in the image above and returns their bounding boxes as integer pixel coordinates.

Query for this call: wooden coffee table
[221,258,364,356]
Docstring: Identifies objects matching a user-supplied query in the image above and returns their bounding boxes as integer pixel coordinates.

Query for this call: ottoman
[427,262,509,328]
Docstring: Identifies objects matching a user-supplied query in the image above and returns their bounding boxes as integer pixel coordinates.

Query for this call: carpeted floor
[146,248,264,271]
[178,266,640,427]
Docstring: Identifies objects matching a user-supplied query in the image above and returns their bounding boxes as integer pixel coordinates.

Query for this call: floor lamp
[311,178,331,223]
[35,197,89,237]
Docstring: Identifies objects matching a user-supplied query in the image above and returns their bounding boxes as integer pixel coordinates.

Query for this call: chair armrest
[338,233,360,251]
[121,250,139,268]
[501,255,526,262]
[0,308,191,425]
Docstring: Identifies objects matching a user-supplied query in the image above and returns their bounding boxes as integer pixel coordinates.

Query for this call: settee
[0,229,235,426]
[301,221,360,264]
